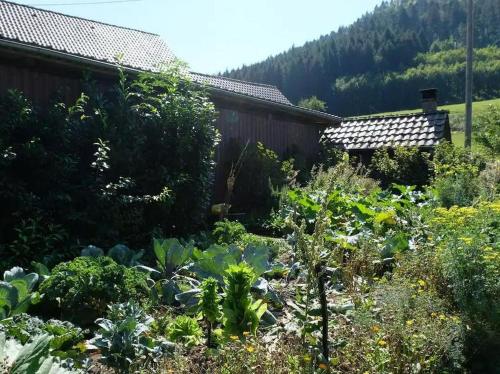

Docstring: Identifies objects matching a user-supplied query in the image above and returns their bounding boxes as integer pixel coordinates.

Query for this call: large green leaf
[0,281,18,313]
[242,245,270,277]
[10,334,51,374]
[3,267,25,282]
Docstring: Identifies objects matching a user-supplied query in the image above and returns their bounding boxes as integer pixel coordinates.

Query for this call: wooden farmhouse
[0,0,340,198]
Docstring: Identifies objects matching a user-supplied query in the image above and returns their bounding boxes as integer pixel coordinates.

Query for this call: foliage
[431,142,486,207]
[223,141,288,217]
[222,263,267,336]
[166,315,203,348]
[198,277,221,347]
[90,302,173,372]
[80,243,144,267]
[212,220,247,245]
[224,0,500,115]
[0,332,80,373]
[0,64,218,266]
[39,257,149,324]
[474,104,500,156]
[297,96,327,112]
[153,238,193,278]
[429,202,500,372]
[0,314,85,363]
[370,146,431,187]
[0,267,39,319]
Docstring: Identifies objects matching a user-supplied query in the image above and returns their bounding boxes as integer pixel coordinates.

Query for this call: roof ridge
[345,110,449,121]
[1,0,160,36]
[193,71,280,89]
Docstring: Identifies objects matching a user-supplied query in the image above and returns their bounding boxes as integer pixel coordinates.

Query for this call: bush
[474,104,500,156]
[431,142,486,207]
[212,219,247,245]
[430,202,500,372]
[370,146,431,187]
[223,141,287,217]
[39,256,149,324]
[0,65,218,266]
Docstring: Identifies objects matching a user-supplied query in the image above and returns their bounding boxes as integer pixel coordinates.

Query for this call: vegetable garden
[0,68,498,373]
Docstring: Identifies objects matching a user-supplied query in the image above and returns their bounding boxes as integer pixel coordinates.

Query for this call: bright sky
[18,0,384,74]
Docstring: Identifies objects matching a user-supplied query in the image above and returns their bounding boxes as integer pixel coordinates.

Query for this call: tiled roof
[0,0,294,107]
[322,111,450,150]
[189,72,292,106]
[0,0,176,71]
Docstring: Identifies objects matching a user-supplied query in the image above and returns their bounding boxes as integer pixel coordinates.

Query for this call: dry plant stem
[316,263,329,365]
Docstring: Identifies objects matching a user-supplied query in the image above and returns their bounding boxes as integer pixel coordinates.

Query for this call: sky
[16,0,384,74]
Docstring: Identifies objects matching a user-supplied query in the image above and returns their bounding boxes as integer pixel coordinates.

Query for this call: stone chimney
[420,88,438,113]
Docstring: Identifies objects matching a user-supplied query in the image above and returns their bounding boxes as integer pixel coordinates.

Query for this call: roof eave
[206,86,341,125]
[0,38,342,125]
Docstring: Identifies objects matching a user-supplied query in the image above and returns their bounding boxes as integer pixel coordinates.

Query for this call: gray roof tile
[0,0,293,106]
[321,111,450,150]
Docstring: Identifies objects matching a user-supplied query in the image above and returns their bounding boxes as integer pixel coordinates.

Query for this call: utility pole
[465,0,473,149]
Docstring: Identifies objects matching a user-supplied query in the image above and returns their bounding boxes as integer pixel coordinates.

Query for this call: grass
[373,98,500,120]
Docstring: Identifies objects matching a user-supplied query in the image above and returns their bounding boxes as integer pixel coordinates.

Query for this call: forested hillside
[223,0,500,116]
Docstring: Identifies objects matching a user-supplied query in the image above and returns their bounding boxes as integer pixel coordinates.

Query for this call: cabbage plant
[0,267,40,319]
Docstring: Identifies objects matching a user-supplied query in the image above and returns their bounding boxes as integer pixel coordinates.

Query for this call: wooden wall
[0,51,326,201]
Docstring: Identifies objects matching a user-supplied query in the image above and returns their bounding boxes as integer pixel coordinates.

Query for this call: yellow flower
[431,312,437,318]
[371,325,381,333]
[377,339,387,347]
[417,279,426,287]
[319,363,328,370]
[406,319,414,326]
[245,345,255,353]
[459,237,473,245]
[242,331,250,336]
[230,335,239,341]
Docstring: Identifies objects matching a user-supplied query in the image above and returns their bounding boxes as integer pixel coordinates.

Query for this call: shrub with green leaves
[166,315,203,348]
[431,142,486,207]
[212,219,247,245]
[370,146,431,187]
[474,104,500,156]
[222,263,267,336]
[0,64,218,266]
[39,256,149,324]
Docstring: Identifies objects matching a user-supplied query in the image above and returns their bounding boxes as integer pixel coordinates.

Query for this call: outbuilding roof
[0,0,301,109]
[322,111,451,150]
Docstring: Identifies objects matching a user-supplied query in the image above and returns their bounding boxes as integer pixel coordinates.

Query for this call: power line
[28,0,142,6]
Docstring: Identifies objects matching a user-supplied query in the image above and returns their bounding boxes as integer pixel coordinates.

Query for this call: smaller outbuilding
[321,89,452,162]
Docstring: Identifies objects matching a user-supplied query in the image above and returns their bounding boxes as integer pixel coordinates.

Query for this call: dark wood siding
[0,50,326,201]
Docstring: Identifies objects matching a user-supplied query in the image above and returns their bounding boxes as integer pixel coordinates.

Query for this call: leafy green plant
[166,315,203,348]
[474,104,500,156]
[90,302,173,373]
[199,277,221,347]
[80,243,144,267]
[222,263,267,336]
[0,267,40,319]
[154,238,193,278]
[212,219,247,245]
[0,333,80,373]
[39,257,149,324]
[0,314,85,363]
